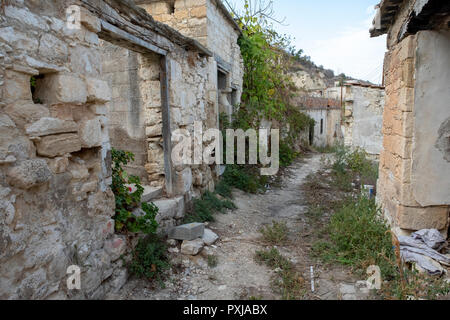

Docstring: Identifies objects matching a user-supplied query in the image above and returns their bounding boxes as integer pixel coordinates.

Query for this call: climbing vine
[111,148,159,234]
[232,0,314,166]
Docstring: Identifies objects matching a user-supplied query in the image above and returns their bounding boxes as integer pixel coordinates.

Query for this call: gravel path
[108,154,371,300]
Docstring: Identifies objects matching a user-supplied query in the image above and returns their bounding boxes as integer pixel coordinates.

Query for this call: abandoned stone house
[0,0,242,299]
[324,81,385,156]
[371,0,450,236]
[292,96,342,148]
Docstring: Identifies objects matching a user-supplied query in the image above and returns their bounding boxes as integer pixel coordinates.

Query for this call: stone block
[4,70,32,103]
[190,6,207,18]
[80,8,101,33]
[181,239,204,256]
[5,102,50,129]
[146,124,163,137]
[7,159,52,189]
[25,117,78,137]
[202,228,219,246]
[168,223,205,241]
[154,198,178,221]
[86,78,111,103]
[79,119,102,148]
[46,156,69,174]
[35,74,87,105]
[396,205,449,231]
[38,33,68,62]
[141,186,163,203]
[36,133,81,158]
[174,167,192,195]
[104,236,127,261]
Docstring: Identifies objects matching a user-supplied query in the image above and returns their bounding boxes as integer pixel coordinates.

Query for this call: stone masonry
[371,0,450,235]
[0,0,241,300]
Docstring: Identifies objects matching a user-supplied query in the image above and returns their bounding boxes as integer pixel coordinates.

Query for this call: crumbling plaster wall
[377,32,450,235]
[342,85,385,156]
[304,108,341,148]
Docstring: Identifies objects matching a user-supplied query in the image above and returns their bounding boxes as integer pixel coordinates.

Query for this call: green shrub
[260,221,289,245]
[111,148,159,234]
[183,191,236,224]
[222,165,267,194]
[128,234,170,285]
[312,196,395,277]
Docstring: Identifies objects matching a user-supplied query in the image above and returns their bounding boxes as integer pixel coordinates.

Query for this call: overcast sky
[225,0,387,84]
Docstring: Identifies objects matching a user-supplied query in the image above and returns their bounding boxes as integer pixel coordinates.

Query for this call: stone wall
[376,33,450,235]
[0,1,117,299]
[304,108,342,148]
[341,85,385,156]
[0,0,225,300]
[138,0,244,119]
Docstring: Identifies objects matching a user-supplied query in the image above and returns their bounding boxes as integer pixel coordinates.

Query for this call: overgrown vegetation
[308,146,450,300]
[183,190,236,224]
[259,221,289,245]
[128,234,170,286]
[255,247,306,300]
[111,148,159,234]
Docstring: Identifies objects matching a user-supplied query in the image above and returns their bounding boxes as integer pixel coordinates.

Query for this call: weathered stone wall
[0,1,119,299]
[101,41,164,187]
[0,0,225,300]
[377,33,450,235]
[341,85,385,156]
[138,0,244,118]
[303,108,342,148]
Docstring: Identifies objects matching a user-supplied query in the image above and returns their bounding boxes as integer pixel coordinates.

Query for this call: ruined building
[371,0,450,236]
[325,81,385,156]
[0,0,242,299]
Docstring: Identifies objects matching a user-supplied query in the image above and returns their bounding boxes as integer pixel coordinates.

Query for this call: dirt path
[110,154,370,300]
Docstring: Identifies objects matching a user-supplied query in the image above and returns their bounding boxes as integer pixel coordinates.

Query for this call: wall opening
[100,40,166,189]
[30,74,45,104]
[320,119,324,135]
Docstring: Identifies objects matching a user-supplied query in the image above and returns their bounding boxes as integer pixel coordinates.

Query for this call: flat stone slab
[141,186,163,203]
[168,223,205,241]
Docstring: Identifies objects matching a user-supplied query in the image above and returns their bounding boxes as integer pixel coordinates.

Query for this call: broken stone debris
[168,224,219,256]
[202,228,219,246]
[181,239,205,256]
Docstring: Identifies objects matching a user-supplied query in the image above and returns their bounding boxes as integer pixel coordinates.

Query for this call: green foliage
[183,191,236,224]
[259,221,289,245]
[234,0,313,171]
[255,247,305,300]
[331,144,379,189]
[207,255,218,268]
[312,195,450,300]
[222,165,268,194]
[128,234,170,285]
[312,196,395,277]
[111,148,159,234]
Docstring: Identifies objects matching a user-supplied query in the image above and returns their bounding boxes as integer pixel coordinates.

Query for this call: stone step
[141,186,163,203]
[153,196,185,223]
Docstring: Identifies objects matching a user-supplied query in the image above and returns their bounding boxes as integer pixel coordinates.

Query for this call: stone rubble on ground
[169,223,205,241]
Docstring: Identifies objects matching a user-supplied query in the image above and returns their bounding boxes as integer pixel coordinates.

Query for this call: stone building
[0,0,242,299]
[292,96,342,148]
[371,0,450,236]
[324,81,385,156]
[136,0,244,122]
